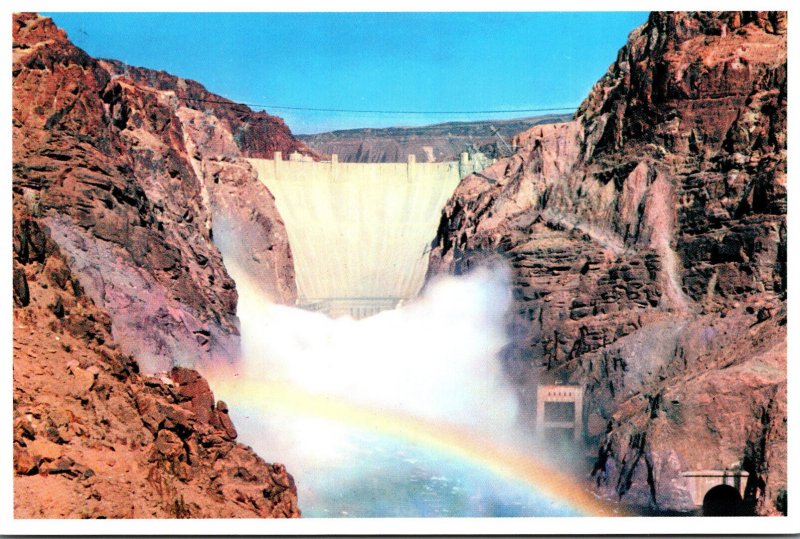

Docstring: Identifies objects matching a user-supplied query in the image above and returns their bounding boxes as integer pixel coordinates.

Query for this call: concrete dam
[248,152,491,318]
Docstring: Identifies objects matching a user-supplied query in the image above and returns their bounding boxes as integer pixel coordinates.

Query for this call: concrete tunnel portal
[248,151,492,319]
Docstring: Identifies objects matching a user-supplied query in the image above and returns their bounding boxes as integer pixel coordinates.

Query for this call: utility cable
[175,96,576,116]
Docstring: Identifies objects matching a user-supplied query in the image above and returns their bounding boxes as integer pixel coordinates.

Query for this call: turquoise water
[289,429,581,518]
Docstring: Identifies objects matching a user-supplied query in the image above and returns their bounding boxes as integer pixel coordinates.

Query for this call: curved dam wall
[248,153,483,318]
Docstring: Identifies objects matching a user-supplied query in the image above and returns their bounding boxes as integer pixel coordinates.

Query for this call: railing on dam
[248,151,493,319]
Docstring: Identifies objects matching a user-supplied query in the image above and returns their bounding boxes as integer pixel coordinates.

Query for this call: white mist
[203,262,575,516]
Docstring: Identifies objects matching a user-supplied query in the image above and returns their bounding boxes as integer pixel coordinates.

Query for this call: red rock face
[12,215,299,518]
[99,59,312,160]
[12,12,306,518]
[13,13,304,372]
[428,11,786,514]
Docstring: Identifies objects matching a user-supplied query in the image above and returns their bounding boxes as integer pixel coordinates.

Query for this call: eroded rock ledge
[13,216,299,518]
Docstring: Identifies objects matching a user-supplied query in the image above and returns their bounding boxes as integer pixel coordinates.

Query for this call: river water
[224,407,584,518]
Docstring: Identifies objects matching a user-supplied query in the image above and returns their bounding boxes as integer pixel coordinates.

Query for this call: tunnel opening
[544,401,575,423]
[702,484,744,516]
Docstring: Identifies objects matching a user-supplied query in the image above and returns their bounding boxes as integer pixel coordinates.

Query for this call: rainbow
[209,376,626,517]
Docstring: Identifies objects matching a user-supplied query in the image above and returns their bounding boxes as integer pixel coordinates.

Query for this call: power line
[175,96,576,116]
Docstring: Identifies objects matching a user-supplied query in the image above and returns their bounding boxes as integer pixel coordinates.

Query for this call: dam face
[248,152,487,318]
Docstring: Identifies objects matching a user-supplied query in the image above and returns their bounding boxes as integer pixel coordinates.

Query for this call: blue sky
[46,12,648,134]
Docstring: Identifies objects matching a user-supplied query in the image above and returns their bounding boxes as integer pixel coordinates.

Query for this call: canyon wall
[12,12,306,517]
[428,11,786,514]
[13,218,300,517]
[13,12,309,372]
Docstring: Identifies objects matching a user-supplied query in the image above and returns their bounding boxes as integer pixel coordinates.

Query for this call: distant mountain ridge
[298,114,572,163]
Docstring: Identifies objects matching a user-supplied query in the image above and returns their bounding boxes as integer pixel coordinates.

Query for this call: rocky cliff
[13,217,299,518]
[299,114,570,163]
[13,12,308,373]
[12,12,306,517]
[428,11,786,515]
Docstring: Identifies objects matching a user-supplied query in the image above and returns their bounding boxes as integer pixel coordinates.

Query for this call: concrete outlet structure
[680,469,749,508]
[248,153,490,318]
[535,384,584,442]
